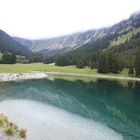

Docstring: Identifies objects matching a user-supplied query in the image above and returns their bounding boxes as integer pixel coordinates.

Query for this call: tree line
[1,45,140,78]
[0,53,16,64]
[44,48,140,77]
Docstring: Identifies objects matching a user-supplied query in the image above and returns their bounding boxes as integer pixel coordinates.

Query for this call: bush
[5,127,15,136]
[19,128,26,138]
[76,63,84,69]
[0,114,8,127]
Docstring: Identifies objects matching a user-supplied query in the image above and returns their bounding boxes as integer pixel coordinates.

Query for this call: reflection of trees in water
[95,79,140,138]
[51,78,140,138]
[0,78,140,138]
[132,81,140,131]
[133,81,140,106]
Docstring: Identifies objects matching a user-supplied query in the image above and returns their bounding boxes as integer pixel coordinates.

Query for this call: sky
[0,0,140,39]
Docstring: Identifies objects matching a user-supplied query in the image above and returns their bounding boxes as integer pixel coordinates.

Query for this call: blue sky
[0,0,140,39]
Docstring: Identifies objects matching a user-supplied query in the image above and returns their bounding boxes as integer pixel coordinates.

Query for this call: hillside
[72,12,140,65]
[0,30,32,56]
[13,13,140,58]
[13,30,97,56]
[14,28,116,57]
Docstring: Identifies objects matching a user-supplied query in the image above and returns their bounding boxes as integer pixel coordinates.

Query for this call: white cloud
[0,0,140,38]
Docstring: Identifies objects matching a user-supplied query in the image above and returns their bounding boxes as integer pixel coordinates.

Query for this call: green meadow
[0,63,130,77]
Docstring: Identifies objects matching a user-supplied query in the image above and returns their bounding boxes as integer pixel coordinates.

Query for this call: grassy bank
[0,63,130,77]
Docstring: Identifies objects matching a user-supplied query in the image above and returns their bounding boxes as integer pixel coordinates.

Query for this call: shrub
[19,128,26,138]
[5,127,15,136]
[0,114,8,127]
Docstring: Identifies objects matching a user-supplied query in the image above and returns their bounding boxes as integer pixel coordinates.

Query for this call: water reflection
[0,77,140,139]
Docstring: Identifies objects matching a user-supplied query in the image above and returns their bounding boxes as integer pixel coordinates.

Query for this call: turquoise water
[0,77,140,140]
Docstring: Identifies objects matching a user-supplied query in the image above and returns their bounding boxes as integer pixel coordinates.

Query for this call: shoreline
[0,71,140,82]
[0,72,48,82]
[46,72,140,81]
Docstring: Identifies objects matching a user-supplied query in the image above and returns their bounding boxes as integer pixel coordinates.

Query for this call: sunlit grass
[0,63,130,77]
[0,63,97,73]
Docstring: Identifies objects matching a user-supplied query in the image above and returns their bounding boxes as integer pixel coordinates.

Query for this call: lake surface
[0,76,140,140]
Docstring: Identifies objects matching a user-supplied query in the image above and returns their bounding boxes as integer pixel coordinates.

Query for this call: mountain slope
[14,12,140,57]
[13,30,97,56]
[66,13,140,53]
[0,30,32,56]
[14,28,117,57]
[54,13,140,67]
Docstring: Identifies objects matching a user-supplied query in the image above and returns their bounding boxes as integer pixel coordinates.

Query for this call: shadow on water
[0,77,140,140]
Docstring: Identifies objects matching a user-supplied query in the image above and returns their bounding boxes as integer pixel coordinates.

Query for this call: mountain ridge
[0,30,32,56]
[10,12,140,57]
[13,12,140,57]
